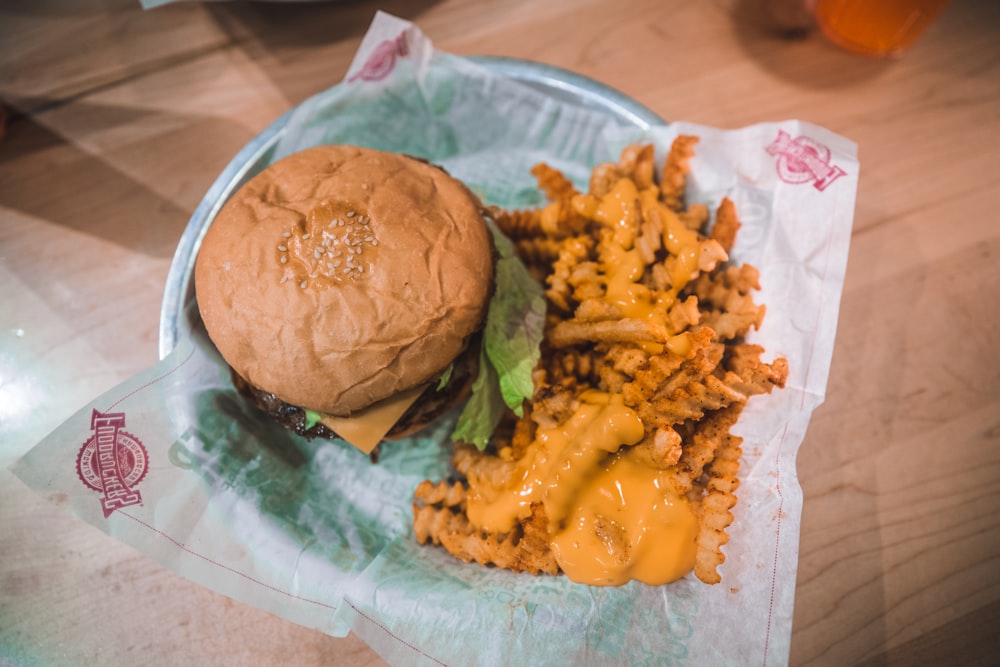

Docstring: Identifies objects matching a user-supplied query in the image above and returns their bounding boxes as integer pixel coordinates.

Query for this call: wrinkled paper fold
[12,11,858,666]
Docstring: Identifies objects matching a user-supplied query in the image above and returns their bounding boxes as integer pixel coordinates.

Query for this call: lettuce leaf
[451,222,547,449]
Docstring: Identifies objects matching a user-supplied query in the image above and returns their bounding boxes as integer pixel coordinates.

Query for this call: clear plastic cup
[812,0,953,58]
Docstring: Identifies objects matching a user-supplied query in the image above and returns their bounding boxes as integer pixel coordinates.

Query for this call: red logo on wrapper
[766,130,846,191]
[76,410,149,518]
[349,32,410,83]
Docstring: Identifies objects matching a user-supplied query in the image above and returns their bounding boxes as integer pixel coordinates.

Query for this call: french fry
[414,137,788,586]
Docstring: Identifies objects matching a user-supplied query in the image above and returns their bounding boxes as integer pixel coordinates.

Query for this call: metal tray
[158,57,664,358]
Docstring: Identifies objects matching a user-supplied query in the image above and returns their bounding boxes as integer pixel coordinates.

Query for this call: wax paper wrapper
[11,12,858,667]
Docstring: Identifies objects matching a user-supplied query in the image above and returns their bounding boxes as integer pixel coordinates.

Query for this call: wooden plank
[855,600,1000,667]
[0,0,229,112]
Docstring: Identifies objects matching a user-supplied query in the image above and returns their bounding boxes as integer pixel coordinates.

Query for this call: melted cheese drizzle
[463,175,717,584]
[465,391,698,586]
[575,178,714,357]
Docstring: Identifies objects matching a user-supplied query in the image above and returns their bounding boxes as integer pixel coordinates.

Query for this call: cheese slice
[316,384,427,454]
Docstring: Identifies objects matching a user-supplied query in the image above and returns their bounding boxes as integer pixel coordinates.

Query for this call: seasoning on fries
[413,137,788,586]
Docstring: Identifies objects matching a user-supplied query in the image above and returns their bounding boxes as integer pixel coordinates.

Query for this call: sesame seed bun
[194,145,494,418]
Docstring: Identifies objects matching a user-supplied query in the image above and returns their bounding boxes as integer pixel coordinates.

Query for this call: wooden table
[2,1,997,665]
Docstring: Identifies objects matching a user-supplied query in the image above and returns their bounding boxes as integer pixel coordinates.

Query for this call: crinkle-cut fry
[627,425,684,469]
[412,500,561,576]
[690,263,767,340]
[529,163,590,238]
[413,500,460,545]
[640,357,787,426]
[413,479,468,509]
[545,236,593,313]
[693,430,743,585]
[414,139,789,586]
[679,203,709,232]
[588,161,624,198]
[710,197,741,254]
[531,162,580,204]
[618,143,656,190]
[566,260,602,296]
[530,381,580,429]
[515,236,563,276]
[541,347,598,387]
[650,341,727,403]
[703,301,767,342]
[548,317,670,348]
[661,135,699,211]
[646,263,670,292]
[508,410,538,460]
[693,262,762,300]
[452,443,516,489]
[724,343,766,374]
[635,218,664,266]
[593,350,631,394]
[669,404,745,494]
[490,206,544,240]
[606,343,650,377]
[574,297,623,322]
[697,238,730,274]
[667,294,702,332]
[620,327,719,408]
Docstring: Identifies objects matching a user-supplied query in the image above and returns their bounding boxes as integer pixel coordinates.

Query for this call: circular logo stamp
[76,430,149,492]
[76,410,150,518]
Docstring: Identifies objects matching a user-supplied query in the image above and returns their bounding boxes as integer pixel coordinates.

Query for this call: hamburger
[195,145,542,456]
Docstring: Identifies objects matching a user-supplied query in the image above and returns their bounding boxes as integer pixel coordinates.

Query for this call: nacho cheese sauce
[572,178,722,357]
[465,391,698,586]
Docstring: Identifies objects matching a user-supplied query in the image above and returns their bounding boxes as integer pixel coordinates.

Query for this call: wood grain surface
[2,1,998,665]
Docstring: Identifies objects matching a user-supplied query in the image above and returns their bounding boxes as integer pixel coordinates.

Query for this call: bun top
[195,145,494,416]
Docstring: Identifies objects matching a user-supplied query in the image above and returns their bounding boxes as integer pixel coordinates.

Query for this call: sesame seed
[280,255,288,263]
[302,233,311,240]
[300,281,307,288]
[277,245,287,252]
[314,247,325,257]
[346,210,356,218]
[282,231,291,238]
[357,266,364,273]
[280,275,288,284]
[371,239,378,246]
[332,259,342,267]
[364,236,374,242]
[342,267,352,274]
